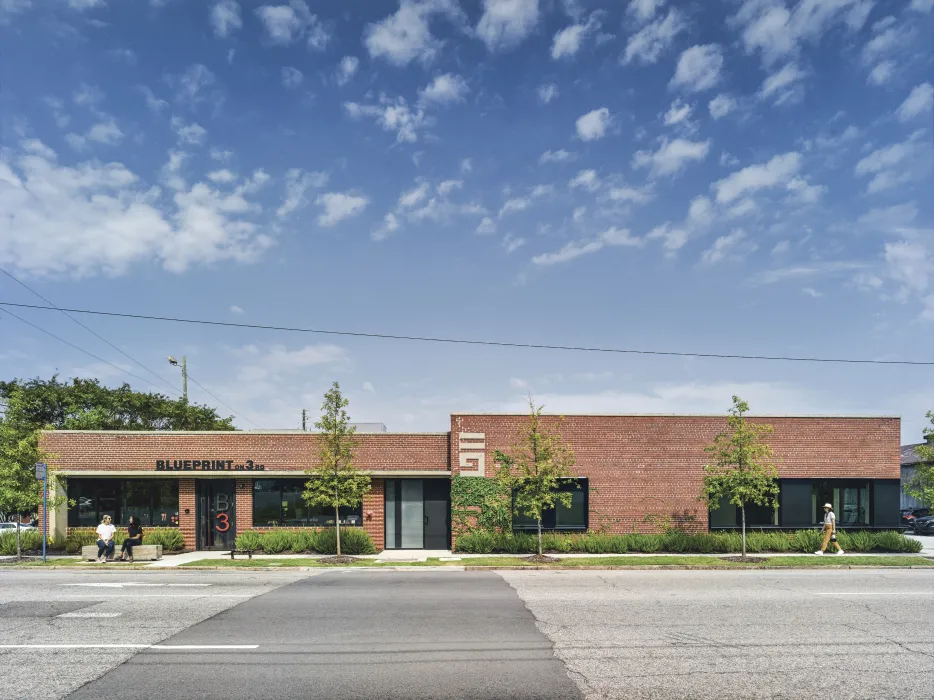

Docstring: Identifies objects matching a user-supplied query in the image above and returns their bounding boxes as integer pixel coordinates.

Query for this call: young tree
[303,382,371,559]
[906,411,934,507]
[494,398,576,558]
[699,396,779,560]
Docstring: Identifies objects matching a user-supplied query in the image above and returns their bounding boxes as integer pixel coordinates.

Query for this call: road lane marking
[56,594,254,598]
[57,612,123,618]
[0,644,258,650]
[62,583,212,588]
[813,592,932,595]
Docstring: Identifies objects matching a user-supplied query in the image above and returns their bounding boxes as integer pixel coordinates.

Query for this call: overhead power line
[0,268,180,396]
[186,374,263,429]
[1,300,931,367]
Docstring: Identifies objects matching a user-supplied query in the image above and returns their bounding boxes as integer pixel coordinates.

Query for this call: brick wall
[236,480,253,532]
[451,414,900,533]
[363,480,385,551]
[179,479,196,550]
[39,431,450,474]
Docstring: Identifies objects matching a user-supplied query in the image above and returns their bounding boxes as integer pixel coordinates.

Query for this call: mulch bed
[317,555,359,565]
[521,554,562,563]
[721,556,768,563]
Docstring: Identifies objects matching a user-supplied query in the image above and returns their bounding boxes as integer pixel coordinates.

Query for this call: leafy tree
[905,411,934,507]
[303,382,371,558]
[494,398,576,557]
[699,396,779,560]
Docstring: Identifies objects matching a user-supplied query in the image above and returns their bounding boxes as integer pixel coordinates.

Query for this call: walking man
[815,503,844,555]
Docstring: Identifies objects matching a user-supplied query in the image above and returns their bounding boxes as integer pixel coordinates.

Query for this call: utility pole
[168,355,189,428]
[302,409,307,431]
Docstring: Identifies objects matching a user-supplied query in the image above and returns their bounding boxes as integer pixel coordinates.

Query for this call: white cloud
[897,82,934,121]
[701,228,753,265]
[503,233,526,253]
[854,133,928,181]
[107,48,137,65]
[170,117,207,146]
[713,152,802,203]
[372,213,400,242]
[211,0,242,37]
[539,149,576,164]
[911,0,933,11]
[532,226,642,266]
[418,73,469,105]
[607,185,653,204]
[499,197,531,217]
[437,179,462,196]
[509,377,530,390]
[708,94,735,119]
[758,61,806,104]
[0,142,274,277]
[663,98,693,126]
[364,0,464,66]
[537,83,560,103]
[866,60,895,86]
[632,138,710,177]
[476,0,540,52]
[670,44,723,92]
[866,170,910,194]
[208,169,237,184]
[885,237,930,304]
[87,120,124,145]
[277,168,328,218]
[138,86,169,113]
[785,176,826,204]
[461,158,472,173]
[230,305,244,314]
[256,0,328,49]
[627,0,665,23]
[315,192,369,227]
[575,107,610,141]
[344,96,429,143]
[772,240,790,255]
[646,223,688,255]
[550,14,598,59]
[0,0,30,23]
[726,198,758,219]
[74,83,104,106]
[336,56,359,85]
[281,67,304,89]
[173,64,216,104]
[569,169,600,192]
[802,287,822,298]
[476,216,496,234]
[363,381,376,393]
[858,203,918,231]
[622,9,685,64]
[399,181,430,209]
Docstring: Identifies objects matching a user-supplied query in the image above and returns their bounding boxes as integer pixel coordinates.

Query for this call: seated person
[96,515,116,562]
[119,516,143,562]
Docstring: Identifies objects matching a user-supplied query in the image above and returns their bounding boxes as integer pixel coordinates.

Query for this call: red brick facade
[40,414,899,550]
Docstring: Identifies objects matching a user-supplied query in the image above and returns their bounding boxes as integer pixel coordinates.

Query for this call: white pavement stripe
[57,612,124,618]
[56,594,254,598]
[813,592,932,595]
[0,644,258,650]
[62,583,212,588]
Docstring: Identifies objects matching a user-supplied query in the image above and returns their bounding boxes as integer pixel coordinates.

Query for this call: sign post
[35,463,47,563]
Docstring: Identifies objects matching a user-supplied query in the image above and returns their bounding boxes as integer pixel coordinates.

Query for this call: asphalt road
[503,569,934,700]
[1,568,931,700]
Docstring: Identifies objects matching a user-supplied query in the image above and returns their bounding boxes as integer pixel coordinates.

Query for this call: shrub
[144,529,185,551]
[454,531,495,554]
[629,534,664,553]
[871,530,922,553]
[290,530,318,554]
[314,527,375,555]
[541,533,573,553]
[66,530,98,553]
[234,530,264,551]
[0,531,50,555]
[261,530,296,554]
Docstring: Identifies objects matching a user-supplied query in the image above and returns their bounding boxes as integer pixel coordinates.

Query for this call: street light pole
[168,355,189,428]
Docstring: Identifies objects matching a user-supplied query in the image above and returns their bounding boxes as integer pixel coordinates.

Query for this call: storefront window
[253,479,362,527]
[67,479,179,527]
[513,478,588,531]
[812,480,870,525]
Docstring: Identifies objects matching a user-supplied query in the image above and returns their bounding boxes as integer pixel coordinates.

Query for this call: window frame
[66,479,179,528]
[511,478,589,532]
[252,478,363,527]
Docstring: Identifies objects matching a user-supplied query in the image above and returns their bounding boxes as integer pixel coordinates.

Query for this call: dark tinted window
[67,479,179,527]
[252,479,362,527]
[513,478,588,531]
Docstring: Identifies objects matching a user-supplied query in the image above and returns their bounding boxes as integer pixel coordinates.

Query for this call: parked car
[911,515,934,536]
[0,522,36,532]
[901,508,931,529]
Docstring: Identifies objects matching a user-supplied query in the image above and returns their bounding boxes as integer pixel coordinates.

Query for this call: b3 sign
[458,433,486,477]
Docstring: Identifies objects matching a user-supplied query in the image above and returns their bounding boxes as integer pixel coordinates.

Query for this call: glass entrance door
[196,480,236,550]
[384,479,450,550]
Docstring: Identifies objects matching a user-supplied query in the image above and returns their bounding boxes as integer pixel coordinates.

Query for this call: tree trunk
[16,521,22,561]
[335,504,341,557]
[537,518,542,557]
[741,505,746,561]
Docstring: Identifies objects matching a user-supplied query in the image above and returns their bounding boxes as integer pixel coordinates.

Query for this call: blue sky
[0,0,932,442]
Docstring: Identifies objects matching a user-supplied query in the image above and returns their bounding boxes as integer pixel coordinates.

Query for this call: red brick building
[39,413,902,551]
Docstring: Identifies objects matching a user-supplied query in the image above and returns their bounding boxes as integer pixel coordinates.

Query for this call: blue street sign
[35,462,47,480]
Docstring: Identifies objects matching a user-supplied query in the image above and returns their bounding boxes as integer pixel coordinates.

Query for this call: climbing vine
[450,475,511,535]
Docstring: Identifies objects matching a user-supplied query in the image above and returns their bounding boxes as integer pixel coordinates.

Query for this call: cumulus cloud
[713,152,802,203]
[607,185,654,204]
[277,168,328,218]
[364,0,464,66]
[867,60,895,86]
[532,226,642,266]
[537,83,560,103]
[281,67,304,89]
[539,149,576,164]
[344,96,430,143]
[374,177,486,240]
[758,62,806,104]
[315,192,369,227]
[0,141,274,277]
[550,13,599,59]
[170,117,207,146]
[632,138,710,177]
[700,229,754,265]
[418,73,469,105]
[575,107,610,141]
[897,82,934,121]
[172,64,216,104]
[670,44,723,92]
[256,0,329,49]
[627,0,665,23]
[663,98,693,126]
[708,94,735,119]
[336,56,359,85]
[622,9,684,64]
[211,0,242,37]
[569,169,600,191]
[476,0,540,52]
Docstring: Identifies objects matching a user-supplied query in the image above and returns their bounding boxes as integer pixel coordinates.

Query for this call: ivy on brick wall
[450,475,512,534]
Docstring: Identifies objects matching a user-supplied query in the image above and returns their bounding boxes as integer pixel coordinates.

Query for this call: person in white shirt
[815,503,844,555]
[96,515,116,562]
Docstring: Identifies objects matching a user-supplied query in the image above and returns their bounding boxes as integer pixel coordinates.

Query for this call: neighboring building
[39,413,901,551]
[900,443,930,509]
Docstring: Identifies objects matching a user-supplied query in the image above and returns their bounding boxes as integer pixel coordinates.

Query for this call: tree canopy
[906,411,934,508]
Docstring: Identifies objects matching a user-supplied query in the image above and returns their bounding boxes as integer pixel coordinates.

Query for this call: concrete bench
[81,544,163,561]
